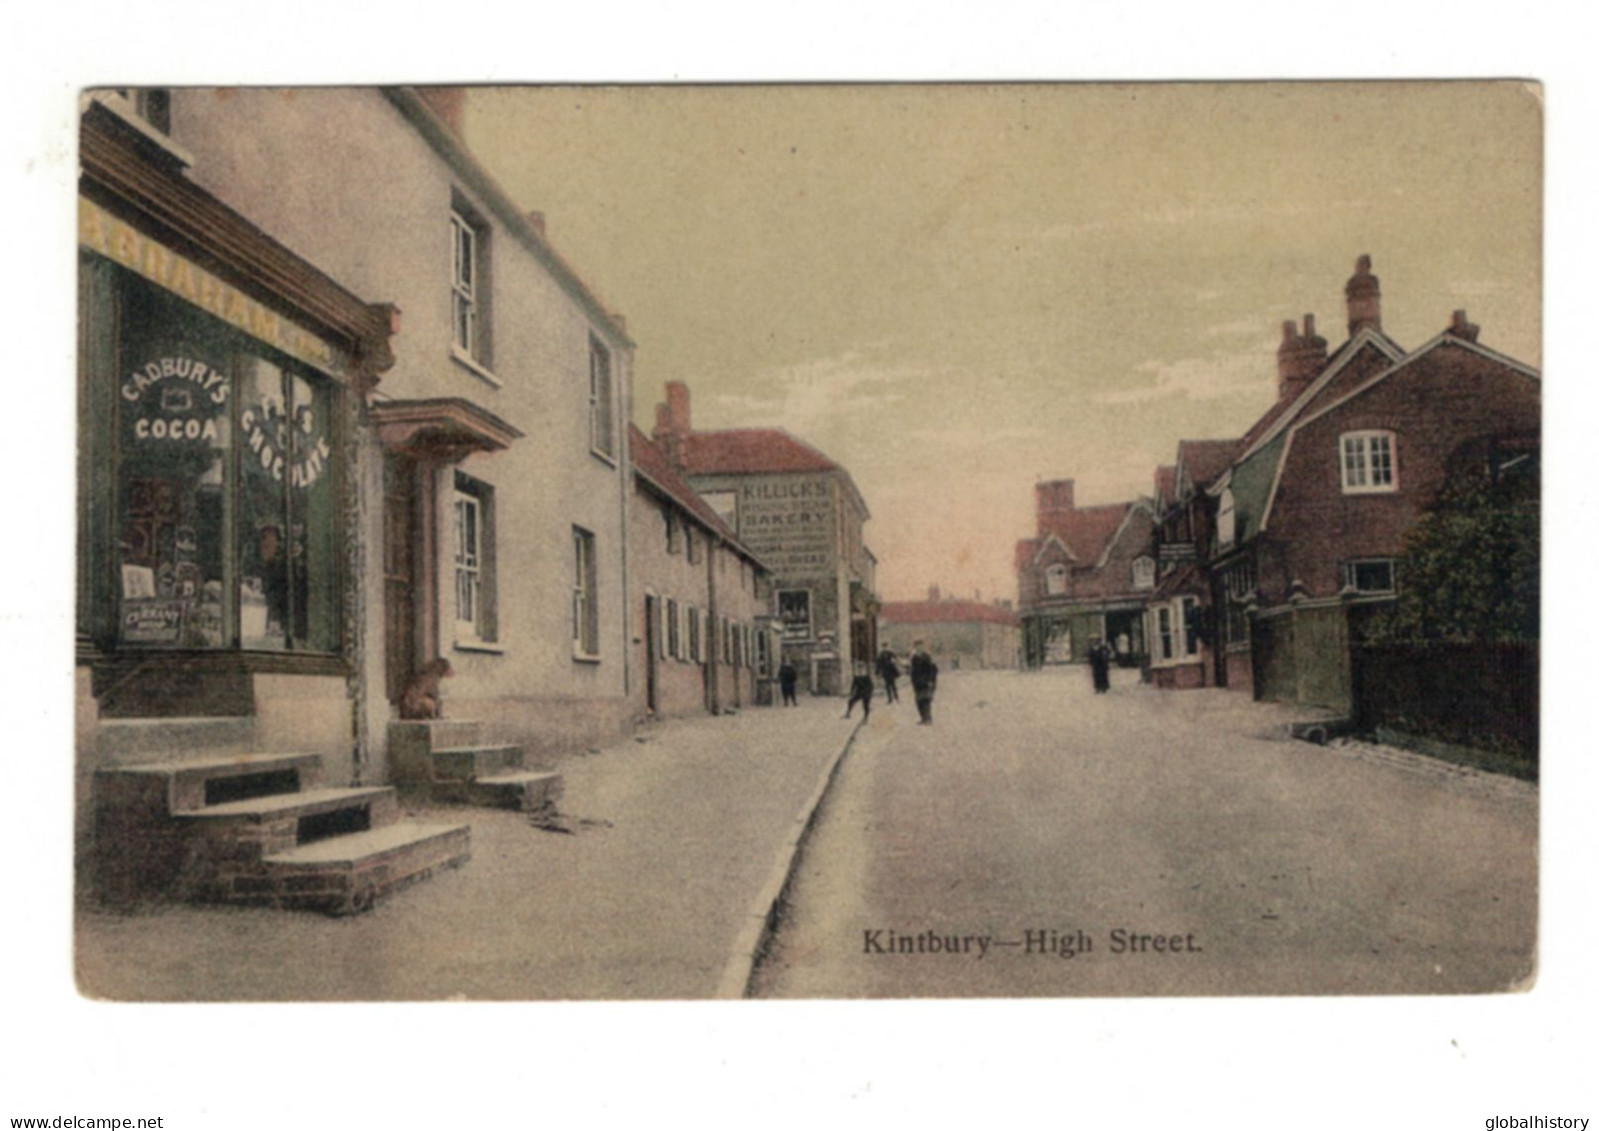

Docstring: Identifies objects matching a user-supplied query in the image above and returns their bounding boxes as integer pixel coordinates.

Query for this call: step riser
[429,775,561,814]
[388,721,484,783]
[432,746,525,781]
[252,826,472,915]
[95,718,256,762]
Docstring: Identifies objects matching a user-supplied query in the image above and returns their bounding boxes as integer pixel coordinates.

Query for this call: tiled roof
[680,429,841,475]
[629,425,754,557]
[1175,439,1241,491]
[1038,502,1133,566]
[880,599,1019,627]
[1154,465,1177,507]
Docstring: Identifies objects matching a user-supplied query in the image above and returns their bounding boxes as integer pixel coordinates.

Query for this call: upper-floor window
[113,88,171,135]
[1132,556,1156,591]
[589,335,615,460]
[1216,488,1237,549]
[450,202,493,371]
[1044,564,1068,596]
[1341,431,1397,494]
[572,526,599,659]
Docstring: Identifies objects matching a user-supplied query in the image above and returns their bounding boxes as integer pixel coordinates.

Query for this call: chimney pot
[1345,253,1383,336]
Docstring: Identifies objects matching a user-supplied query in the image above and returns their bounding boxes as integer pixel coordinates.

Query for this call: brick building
[1014,480,1157,668]
[1154,256,1541,711]
[650,381,877,695]
[878,589,1021,671]
[629,425,775,718]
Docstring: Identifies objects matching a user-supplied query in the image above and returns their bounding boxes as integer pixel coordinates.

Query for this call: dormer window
[1044,564,1068,596]
[1132,556,1155,591]
[1216,488,1237,549]
[1341,431,1397,494]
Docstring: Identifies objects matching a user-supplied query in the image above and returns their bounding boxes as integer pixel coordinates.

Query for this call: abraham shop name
[862,928,1202,959]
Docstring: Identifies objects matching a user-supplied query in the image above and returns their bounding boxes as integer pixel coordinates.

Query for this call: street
[750,667,1537,998]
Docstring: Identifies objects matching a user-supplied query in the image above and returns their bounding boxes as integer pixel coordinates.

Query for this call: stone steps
[94,746,469,914]
[389,721,561,813]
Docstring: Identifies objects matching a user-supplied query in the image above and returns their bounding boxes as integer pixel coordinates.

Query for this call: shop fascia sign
[80,197,349,378]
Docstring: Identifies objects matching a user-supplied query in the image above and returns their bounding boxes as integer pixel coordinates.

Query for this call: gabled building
[878,589,1021,671]
[651,381,877,695]
[1155,255,1540,711]
[1015,479,1157,668]
[629,425,775,718]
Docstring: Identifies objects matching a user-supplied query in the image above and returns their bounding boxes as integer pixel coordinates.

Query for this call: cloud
[710,348,923,433]
[1093,349,1272,406]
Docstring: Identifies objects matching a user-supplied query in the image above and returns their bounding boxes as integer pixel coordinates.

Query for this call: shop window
[572,526,599,659]
[1341,431,1397,494]
[589,335,616,460]
[778,589,812,641]
[453,473,497,644]
[108,273,340,654]
[1154,598,1201,663]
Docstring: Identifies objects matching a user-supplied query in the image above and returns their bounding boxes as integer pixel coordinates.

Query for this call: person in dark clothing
[875,647,901,703]
[843,665,873,720]
[1087,636,1112,694]
[778,659,799,706]
[909,641,938,725]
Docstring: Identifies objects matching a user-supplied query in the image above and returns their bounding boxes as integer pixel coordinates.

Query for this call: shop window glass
[115,286,232,650]
[111,272,339,654]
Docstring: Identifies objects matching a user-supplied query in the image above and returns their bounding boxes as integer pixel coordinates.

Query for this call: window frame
[452,473,497,646]
[1131,556,1156,591]
[1340,430,1398,495]
[588,333,616,462]
[1216,488,1237,550]
[572,525,599,660]
[1044,563,1068,597]
[1341,558,1397,595]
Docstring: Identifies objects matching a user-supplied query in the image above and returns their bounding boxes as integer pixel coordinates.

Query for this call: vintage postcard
[70,81,1539,1007]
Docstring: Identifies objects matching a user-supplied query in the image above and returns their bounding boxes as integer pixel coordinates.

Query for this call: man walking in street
[875,646,901,704]
[910,640,939,725]
[843,663,874,720]
[1087,636,1112,694]
[778,658,799,706]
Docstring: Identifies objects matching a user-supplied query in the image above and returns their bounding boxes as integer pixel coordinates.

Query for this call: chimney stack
[1345,254,1382,337]
[1446,309,1480,342]
[1034,478,1075,534]
[652,381,693,469]
[417,87,467,137]
[1277,314,1328,402]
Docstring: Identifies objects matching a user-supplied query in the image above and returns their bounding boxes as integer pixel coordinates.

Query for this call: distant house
[629,425,775,718]
[878,589,1020,671]
[1155,256,1541,710]
[651,381,878,695]
[1015,480,1157,668]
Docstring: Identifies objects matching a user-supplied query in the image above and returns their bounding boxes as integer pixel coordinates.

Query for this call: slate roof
[629,425,762,563]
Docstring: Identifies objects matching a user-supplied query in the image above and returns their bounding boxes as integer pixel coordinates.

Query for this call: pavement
[750,666,1538,998]
[74,695,861,1002]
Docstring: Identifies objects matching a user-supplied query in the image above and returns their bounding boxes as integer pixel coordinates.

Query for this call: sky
[460,82,1541,604]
